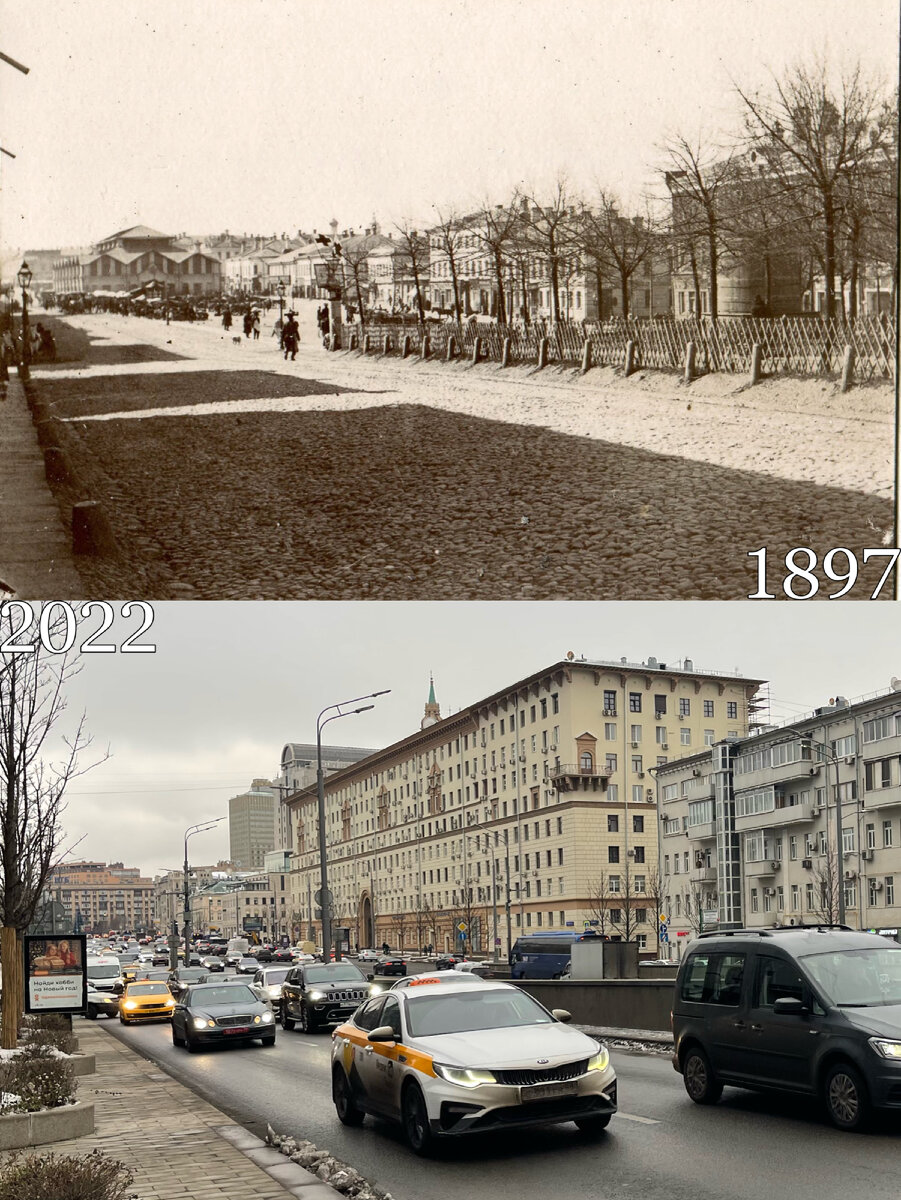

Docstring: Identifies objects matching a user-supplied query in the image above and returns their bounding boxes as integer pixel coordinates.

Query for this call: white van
[86,955,121,992]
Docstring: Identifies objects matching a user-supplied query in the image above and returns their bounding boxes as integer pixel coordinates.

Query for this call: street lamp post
[277,281,286,324]
[183,818,225,967]
[317,690,390,962]
[17,261,32,380]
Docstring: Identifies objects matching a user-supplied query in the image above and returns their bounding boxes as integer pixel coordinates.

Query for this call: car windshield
[405,988,555,1036]
[305,965,365,983]
[127,983,169,996]
[188,985,256,1006]
[803,947,901,1006]
[264,969,289,984]
[176,969,207,981]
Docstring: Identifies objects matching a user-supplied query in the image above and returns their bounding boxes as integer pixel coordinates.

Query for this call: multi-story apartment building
[229,779,279,871]
[656,688,901,957]
[190,868,292,941]
[153,862,234,936]
[285,658,762,956]
[49,861,155,934]
[276,743,375,854]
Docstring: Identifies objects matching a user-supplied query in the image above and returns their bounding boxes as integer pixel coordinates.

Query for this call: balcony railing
[549,763,612,793]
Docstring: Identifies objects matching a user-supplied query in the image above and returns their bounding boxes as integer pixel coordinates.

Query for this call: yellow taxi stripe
[332,1023,436,1077]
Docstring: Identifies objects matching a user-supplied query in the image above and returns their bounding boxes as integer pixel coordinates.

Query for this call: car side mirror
[368,1026,397,1043]
[552,1009,572,1023]
[773,997,806,1016]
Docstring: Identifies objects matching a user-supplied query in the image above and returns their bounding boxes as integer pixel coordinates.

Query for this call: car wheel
[86,1006,97,1020]
[171,1024,183,1047]
[301,1005,318,1034]
[401,1081,434,1156]
[261,1033,276,1046]
[682,1046,723,1105]
[333,1065,365,1126]
[574,1113,612,1134]
[823,1061,871,1131]
[119,1015,127,1024]
[185,1031,200,1054]
[281,1006,295,1031]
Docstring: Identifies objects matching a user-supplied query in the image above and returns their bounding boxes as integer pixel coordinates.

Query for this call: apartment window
[608,846,620,864]
[607,783,618,802]
[632,785,644,804]
[869,879,880,907]
[609,875,620,893]
[530,705,536,724]
[629,693,642,713]
[679,698,691,716]
[704,729,715,746]
[605,754,617,773]
[790,884,800,910]
[633,846,646,864]
[763,890,773,913]
[776,886,785,912]
[680,729,692,746]
[631,756,643,774]
[605,723,617,740]
[607,814,619,832]
[843,882,857,911]
[865,759,893,791]
[727,702,738,719]
[656,726,667,745]
[866,823,876,850]
[883,821,894,848]
[887,877,895,905]
[552,693,559,714]
[805,883,814,911]
[842,826,855,854]
[789,835,797,861]
[750,888,759,913]
[580,752,594,772]
[603,690,616,713]
[664,855,670,875]
[540,698,548,719]
[634,875,645,893]
[630,725,642,743]
[633,814,644,833]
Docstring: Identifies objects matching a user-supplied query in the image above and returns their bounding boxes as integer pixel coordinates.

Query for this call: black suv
[280,961,371,1034]
[672,926,901,1130]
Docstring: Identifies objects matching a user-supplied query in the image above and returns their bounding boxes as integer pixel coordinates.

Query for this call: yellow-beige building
[286,657,763,956]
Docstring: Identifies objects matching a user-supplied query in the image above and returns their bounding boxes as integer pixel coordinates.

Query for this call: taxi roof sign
[408,977,442,986]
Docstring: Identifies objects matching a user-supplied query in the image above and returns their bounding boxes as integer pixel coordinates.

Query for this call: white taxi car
[330,979,616,1154]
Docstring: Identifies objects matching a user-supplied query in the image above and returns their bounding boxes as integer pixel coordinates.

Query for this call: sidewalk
[14,1019,339,1199]
[0,369,83,598]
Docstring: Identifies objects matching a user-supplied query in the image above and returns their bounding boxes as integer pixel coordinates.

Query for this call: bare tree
[471,195,523,325]
[520,178,577,322]
[574,192,655,318]
[682,880,708,937]
[391,222,430,324]
[737,57,894,320]
[645,867,667,955]
[662,133,736,321]
[609,858,638,942]
[336,234,381,329]
[430,207,467,322]
[586,871,614,938]
[810,855,840,924]
[0,606,107,1047]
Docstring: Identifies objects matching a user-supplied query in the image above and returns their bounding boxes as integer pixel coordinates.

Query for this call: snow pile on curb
[266,1126,394,1199]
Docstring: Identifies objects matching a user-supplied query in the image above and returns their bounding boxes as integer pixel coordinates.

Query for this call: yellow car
[119,981,176,1024]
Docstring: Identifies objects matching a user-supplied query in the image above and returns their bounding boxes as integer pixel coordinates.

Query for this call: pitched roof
[104,224,172,242]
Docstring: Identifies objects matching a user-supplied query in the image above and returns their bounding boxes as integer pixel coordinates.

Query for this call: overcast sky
[23,600,901,879]
[1,0,896,256]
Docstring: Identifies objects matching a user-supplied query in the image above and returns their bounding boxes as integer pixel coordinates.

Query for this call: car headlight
[123,1000,138,1010]
[587,1044,610,1072]
[260,1011,274,1023]
[870,1038,901,1059]
[308,990,324,1001]
[369,984,383,995]
[433,1063,497,1088]
[193,1016,215,1030]
[267,986,281,998]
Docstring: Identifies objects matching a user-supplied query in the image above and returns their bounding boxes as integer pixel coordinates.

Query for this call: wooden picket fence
[352,314,896,381]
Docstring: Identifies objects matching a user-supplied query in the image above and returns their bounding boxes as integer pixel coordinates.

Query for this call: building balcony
[735,801,816,832]
[745,859,782,877]
[549,763,611,794]
[861,786,901,811]
[691,865,717,884]
[686,819,716,840]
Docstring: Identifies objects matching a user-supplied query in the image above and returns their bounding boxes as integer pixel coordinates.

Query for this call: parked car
[330,979,616,1154]
[281,961,372,1034]
[170,981,276,1052]
[672,926,901,1130]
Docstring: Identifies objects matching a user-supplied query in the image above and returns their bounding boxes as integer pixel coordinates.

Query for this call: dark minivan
[672,926,901,1130]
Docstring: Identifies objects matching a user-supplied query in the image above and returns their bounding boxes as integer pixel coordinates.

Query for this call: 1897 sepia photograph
[0,1,900,1199]
[1,0,897,600]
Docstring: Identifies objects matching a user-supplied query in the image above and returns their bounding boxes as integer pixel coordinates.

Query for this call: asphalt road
[96,1008,901,1200]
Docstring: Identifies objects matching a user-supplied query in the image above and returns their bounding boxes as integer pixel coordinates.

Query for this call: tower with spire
[421,675,441,729]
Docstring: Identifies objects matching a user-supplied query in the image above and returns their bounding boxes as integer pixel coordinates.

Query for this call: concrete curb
[214,1126,342,1198]
[0,1100,94,1150]
[68,1052,96,1076]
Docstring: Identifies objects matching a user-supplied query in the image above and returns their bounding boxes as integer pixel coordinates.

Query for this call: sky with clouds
[1,0,896,257]
[21,600,901,878]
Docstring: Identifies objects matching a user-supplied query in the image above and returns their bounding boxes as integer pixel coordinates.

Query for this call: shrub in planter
[22,1025,78,1056]
[0,1149,135,1200]
[0,1044,76,1112]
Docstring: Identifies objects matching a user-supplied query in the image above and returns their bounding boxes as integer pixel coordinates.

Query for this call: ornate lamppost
[17,261,32,379]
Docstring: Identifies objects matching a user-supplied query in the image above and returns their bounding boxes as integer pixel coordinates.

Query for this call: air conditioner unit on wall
[801,858,812,868]
[872,880,883,891]
[631,741,640,749]
[844,755,856,765]
[770,861,781,871]
[844,870,857,881]
[661,743,669,750]
[862,849,874,861]
[764,887,776,896]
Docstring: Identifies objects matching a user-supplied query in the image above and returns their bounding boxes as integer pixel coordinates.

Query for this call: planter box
[0,1100,94,1149]
[68,1053,95,1076]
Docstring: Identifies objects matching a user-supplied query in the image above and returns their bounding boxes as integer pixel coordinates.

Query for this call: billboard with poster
[24,933,88,1014]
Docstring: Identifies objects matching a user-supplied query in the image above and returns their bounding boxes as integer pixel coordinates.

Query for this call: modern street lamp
[183,818,225,966]
[17,261,32,380]
[317,690,390,962]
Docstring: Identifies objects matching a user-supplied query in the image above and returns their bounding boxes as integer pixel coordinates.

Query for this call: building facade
[276,743,375,853]
[656,689,901,956]
[190,868,292,941]
[53,225,222,297]
[286,658,762,956]
[49,861,155,934]
[229,780,279,871]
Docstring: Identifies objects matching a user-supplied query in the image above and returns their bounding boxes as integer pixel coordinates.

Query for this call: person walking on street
[252,312,261,340]
[243,310,253,339]
[282,312,300,361]
[222,308,232,331]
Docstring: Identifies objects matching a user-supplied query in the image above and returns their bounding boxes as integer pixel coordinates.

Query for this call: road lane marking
[616,1111,660,1124]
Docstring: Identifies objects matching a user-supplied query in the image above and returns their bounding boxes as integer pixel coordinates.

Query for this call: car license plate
[225,1026,251,1035]
[520,1081,578,1103]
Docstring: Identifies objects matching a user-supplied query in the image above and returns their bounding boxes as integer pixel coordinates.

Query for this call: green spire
[428,674,436,705]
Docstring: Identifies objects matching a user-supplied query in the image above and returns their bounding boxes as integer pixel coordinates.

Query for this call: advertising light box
[24,933,88,1014]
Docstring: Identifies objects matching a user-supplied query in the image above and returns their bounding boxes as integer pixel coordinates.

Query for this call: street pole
[832,751,845,926]
[503,828,512,960]
[316,691,390,962]
[183,818,225,967]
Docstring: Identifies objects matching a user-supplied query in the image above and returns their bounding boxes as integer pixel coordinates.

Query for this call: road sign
[583,920,591,927]
[659,914,668,924]
[702,910,718,925]
[314,888,333,907]
[458,931,466,941]
[565,921,575,927]
[495,938,501,945]
[457,921,467,932]
[659,929,669,944]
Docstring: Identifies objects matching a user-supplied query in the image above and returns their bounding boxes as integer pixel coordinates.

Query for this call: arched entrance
[358,894,374,949]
